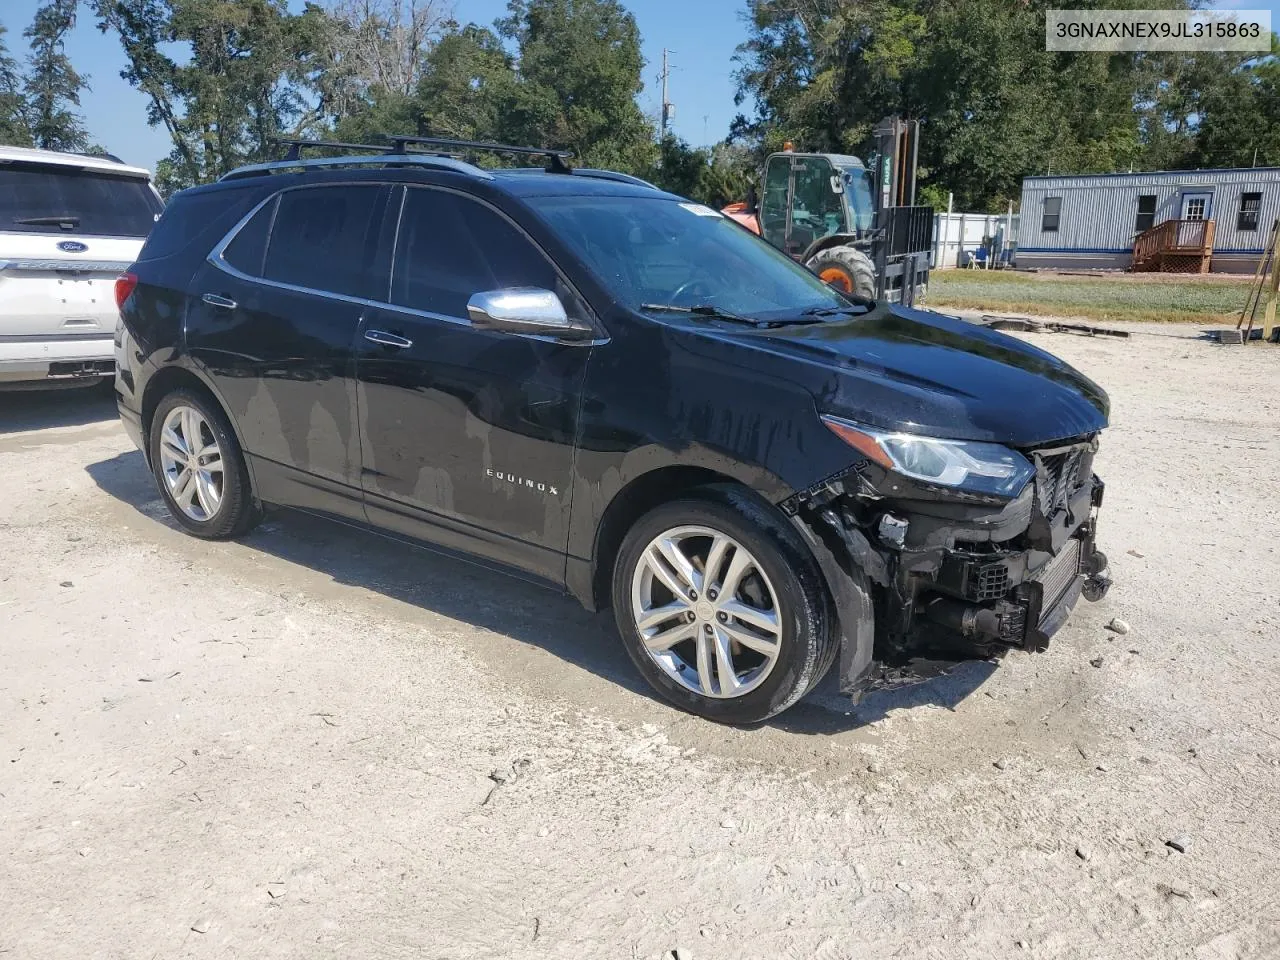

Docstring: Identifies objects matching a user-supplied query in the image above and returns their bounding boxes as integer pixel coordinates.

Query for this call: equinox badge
[486,468,559,496]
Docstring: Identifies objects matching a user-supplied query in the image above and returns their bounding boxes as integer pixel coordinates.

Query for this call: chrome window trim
[206,181,607,345]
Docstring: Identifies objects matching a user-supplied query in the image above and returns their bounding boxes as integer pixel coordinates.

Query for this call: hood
[708,304,1110,448]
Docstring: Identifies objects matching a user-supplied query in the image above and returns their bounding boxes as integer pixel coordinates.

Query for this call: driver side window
[391,187,560,319]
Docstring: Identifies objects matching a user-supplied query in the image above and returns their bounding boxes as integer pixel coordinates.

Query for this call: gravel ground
[2,327,1279,960]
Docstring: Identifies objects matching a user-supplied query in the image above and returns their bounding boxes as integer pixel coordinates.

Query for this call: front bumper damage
[785,437,1113,696]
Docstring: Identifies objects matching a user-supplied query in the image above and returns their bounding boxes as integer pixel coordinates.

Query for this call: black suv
[114,137,1112,724]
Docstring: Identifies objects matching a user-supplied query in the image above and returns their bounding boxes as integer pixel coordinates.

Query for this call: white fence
[932,211,1021,269]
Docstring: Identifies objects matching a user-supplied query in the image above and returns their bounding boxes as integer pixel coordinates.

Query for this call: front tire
[149,388,258,540]
[806,245,876,300]
[611,487,836,724]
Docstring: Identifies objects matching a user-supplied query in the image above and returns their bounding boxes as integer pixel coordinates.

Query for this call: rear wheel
[611,488,836,724]
[806,245,876,300]
[149,388,258,540]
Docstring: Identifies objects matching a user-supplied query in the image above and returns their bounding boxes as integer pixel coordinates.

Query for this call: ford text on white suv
[0,145,162,389]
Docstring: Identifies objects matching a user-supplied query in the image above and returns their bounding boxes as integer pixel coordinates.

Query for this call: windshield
[837,164,876,233]
[0,165,162,237]
[529,195,852,319]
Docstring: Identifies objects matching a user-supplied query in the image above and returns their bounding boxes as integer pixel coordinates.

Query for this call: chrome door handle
[364,329,413,349]
[201,293,237,309]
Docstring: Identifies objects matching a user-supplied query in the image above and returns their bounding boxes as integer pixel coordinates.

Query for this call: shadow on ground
[0,384,116,435]
[86,449,996,736]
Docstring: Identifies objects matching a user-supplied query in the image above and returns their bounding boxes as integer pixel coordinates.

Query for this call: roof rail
[382,134,574,172]
[218,153,492,182]
[571,168,660,190]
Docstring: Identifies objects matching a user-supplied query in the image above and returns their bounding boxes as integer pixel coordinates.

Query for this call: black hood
[702,304,1110,448]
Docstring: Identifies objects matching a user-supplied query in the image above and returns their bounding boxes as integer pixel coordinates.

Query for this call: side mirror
[829,175,844,195]
[466,288,594,340]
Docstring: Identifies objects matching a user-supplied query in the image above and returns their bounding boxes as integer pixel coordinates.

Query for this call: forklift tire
[806,246,877,300]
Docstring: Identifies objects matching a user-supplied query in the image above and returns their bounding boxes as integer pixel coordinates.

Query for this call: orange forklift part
[721,202,761,235]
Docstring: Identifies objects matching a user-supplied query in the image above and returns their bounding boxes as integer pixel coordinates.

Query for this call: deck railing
[1132,218,1216,272]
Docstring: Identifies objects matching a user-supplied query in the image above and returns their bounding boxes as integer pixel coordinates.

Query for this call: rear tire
[806,245,876,300]
[611,486,836,724]
[149,388,258,540]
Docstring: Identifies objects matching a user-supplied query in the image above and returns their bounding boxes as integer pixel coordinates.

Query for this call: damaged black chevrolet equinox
[114,137,1113,724]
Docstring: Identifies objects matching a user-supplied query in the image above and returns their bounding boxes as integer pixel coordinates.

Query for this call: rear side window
[0,165,161,237]
[140,188,260,261]
[391,187,557,317]
[221,197,277,277]
[262,185,383,299]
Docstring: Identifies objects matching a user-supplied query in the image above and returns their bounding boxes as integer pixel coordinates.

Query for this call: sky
[0,0,748,169]
[1,0,1275,172]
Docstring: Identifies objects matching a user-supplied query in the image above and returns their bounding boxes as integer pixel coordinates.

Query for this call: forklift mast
[870,116,932,304]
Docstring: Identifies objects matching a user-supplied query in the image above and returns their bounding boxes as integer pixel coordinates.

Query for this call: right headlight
[821,415,1034,498]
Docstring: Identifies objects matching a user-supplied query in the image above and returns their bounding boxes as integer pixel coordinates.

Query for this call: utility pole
[659,48,675,138]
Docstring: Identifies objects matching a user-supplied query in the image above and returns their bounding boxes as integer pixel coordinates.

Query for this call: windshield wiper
[640,303,826,328]
[801,300,875,317]
[640,303,762,326]
[14,215,81,228]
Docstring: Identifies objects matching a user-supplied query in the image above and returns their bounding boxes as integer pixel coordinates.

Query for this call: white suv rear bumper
[0,334,116,384]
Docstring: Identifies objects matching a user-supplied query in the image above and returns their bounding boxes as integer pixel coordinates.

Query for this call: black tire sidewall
[148,388,253,540]
[611,490,833,724]
[808,247,876,300]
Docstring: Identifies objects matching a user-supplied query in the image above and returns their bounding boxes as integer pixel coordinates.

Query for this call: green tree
[731,0,1276,211]
[496,0,655,172]
[24,0,91,151]
[94,0,329,191]
[1184,38,1280,168]
[0,23,33,145]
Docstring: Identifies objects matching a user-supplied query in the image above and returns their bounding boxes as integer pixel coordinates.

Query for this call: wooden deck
[1131,219,1215,273]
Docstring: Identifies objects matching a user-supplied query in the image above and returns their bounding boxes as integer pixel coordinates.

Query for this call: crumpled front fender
[789,514,876,696]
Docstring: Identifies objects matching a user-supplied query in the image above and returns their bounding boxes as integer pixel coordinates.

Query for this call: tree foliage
[4,0,1278,213]
[91,0,331,192]
[0,23,33,146]
[733,0,1280,211]
[23,0,91,151]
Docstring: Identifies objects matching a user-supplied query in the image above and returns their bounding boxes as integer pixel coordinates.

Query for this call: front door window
[1181,193,1210,221]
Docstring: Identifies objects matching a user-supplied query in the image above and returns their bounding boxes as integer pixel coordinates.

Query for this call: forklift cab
[759,152,877,259]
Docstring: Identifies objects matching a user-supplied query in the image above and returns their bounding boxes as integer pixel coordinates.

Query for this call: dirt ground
[2,328,1279,960]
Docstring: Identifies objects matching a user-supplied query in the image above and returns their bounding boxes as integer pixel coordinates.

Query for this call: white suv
[0,145,161,389]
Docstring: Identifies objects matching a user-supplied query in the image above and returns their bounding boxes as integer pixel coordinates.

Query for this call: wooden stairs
[1131,219,1215,273]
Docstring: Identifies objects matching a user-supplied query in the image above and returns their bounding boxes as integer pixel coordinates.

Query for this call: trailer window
[1135,195,1156,233]
[1041,197,1062,233]
[1238,192,1261,232]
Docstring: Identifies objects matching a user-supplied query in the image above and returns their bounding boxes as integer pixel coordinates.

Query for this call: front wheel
[611,488,837,724]
[806,245,876,300]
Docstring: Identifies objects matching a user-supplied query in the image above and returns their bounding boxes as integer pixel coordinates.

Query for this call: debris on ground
[977,315,1130,338]
[1166,837,1192,854]
[1107,618,1131,635]
[1089,657,1105,668]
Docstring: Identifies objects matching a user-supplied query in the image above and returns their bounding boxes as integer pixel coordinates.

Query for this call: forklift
[723,117,934,304]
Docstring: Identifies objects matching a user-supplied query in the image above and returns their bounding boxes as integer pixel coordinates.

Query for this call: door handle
[201,293,237,310]
[365,329,413,349]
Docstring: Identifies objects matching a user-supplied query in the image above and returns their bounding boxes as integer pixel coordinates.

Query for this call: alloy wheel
[630,525,782,699]
[157,405,224,522]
